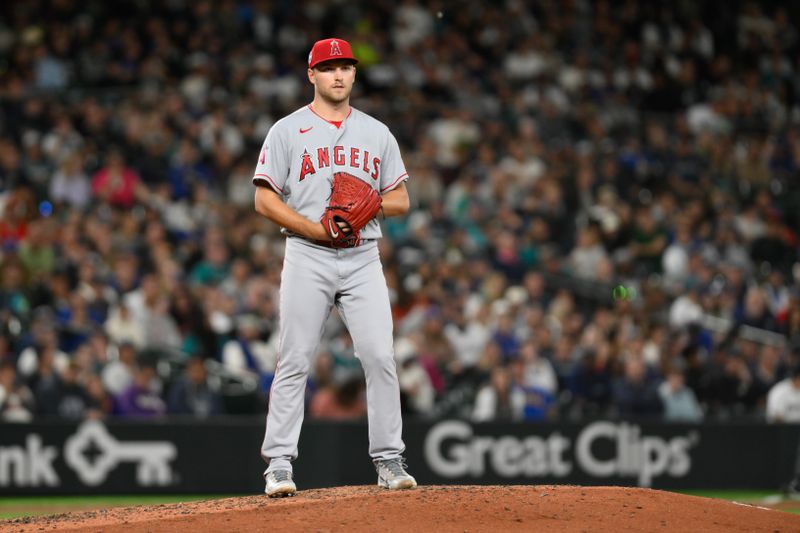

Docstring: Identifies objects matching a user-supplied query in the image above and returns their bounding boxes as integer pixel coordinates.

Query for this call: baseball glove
[321,171,382,248]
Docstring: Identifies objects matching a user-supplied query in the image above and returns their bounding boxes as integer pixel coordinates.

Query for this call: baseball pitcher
[253,37,416,497]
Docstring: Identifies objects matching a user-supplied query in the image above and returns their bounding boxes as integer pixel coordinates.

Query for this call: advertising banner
[0,419,797,494]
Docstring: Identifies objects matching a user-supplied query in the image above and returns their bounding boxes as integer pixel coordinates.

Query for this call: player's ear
[308,68,315,85]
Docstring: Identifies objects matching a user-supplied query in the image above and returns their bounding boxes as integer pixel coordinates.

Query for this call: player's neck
[310,97,351,122]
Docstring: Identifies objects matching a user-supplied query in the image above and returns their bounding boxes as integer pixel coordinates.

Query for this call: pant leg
[261,239,335,473]
[336,244,405,461]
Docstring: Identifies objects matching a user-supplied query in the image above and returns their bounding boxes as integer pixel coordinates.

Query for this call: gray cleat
[374,458,417,490]
[265,469,296,498]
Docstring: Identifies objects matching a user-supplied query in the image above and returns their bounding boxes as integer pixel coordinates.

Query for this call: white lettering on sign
[424,420,697,487]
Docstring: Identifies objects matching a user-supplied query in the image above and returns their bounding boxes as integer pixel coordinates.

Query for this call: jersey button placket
[331,121,347,291]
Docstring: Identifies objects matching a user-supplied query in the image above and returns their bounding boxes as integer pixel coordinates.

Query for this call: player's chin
[324,93,350,104]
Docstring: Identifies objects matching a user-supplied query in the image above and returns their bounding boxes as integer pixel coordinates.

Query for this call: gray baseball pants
[261,237,405,475]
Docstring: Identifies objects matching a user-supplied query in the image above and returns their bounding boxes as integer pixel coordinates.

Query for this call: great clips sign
[422,421,698,487]
[409,419,795,489]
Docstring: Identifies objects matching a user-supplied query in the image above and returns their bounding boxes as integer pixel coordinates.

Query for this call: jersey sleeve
[252,125,289,195]
[379,131,409,193]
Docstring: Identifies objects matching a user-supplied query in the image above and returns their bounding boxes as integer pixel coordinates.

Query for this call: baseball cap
[308,38,358,69]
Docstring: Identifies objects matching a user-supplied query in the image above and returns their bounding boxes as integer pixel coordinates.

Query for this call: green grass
[675,490,800,515]
[676,490,780,500]
[0,494,236,520]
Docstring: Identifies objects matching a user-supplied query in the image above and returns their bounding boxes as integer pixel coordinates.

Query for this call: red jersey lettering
[333,146,345,166]
[350,147,360,168]
[299,151,316,181]
[362,150,370,172]
[317,147,330,168]
[371,157,381,180]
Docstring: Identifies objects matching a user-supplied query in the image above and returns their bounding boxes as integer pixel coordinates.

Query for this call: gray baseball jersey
[252,105,409,239]
[255,104,409,477]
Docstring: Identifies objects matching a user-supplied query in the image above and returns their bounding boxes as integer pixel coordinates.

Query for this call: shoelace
[271,470,291,482]
[380,458,408,477]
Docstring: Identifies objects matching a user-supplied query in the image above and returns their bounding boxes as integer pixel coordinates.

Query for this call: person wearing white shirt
[472,366,525,422]
[766,365,800,496]
[220,315,277,389]
[767,368,800,423]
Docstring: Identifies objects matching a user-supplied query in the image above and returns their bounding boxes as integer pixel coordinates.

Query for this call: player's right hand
[309,221,351,241]
[309,221,332,241]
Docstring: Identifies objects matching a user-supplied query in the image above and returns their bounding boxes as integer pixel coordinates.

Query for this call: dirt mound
[3,485,799,532]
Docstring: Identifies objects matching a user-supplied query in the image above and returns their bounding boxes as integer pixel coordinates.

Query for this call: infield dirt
[2,485,799,532]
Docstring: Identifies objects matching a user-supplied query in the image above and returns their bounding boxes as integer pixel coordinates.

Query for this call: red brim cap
[308,38,358,69]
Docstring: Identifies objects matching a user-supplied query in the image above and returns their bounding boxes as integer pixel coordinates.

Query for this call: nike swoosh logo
[300,127,313,134]
[327,219,340,238]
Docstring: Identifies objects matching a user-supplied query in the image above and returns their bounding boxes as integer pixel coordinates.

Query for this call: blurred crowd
[1,0,800,423]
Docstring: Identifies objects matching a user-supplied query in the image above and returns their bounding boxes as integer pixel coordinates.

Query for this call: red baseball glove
[321,172,382,248]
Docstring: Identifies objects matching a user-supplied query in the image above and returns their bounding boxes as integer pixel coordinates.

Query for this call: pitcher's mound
[4,485,800,532]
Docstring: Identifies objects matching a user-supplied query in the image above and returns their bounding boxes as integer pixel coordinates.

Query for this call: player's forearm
[254,186,328,241]
[380,183,410,218]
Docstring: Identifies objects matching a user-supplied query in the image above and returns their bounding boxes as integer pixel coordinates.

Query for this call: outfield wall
[0,419,797,494]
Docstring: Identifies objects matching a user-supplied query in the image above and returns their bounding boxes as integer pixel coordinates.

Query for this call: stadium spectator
[105,302,146,349]
[90,149,141,209]
[101,341,136,397]
[17,322,69,381]
[167,357,223,418]
[0,0,798,424]
[0,361,35,422]
[55,361,93,420]
[766,364,800,423]
[220,314,276,390]
[472,366,526,422]
[49,152,90,209]
[309,371,368,421]
[612,357,664,418]
[395,336,436,416]
[766,365,800,497]
[658,366,704,422]
[114,363,166,417]
[84,373,113,419]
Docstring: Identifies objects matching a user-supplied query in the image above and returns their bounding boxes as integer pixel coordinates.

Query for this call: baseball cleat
[265,470,297,498]
[374,458,417,490]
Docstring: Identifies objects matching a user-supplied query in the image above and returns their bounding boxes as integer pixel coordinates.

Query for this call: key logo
[64,421,177,486]
[300,127,313,134]
[330,40,342,56]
